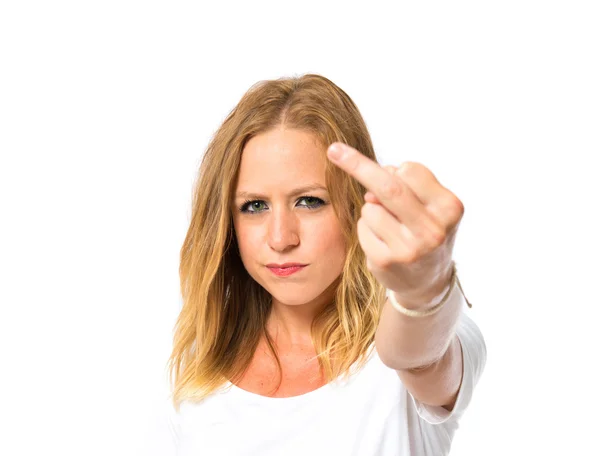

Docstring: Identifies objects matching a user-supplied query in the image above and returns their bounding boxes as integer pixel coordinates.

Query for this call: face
[231,127,346,311]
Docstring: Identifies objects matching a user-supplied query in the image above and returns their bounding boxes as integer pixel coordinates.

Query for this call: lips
[266,263,307,268]
[267,264,307,277]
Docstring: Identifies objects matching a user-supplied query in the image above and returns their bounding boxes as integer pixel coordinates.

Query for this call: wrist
[391,281,452,311]
[391,263,455,311]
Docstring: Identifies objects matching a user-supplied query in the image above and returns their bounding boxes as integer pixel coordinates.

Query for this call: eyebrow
[235,184,328,200]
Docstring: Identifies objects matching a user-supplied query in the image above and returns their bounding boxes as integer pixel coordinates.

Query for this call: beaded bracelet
[386,262,472,318]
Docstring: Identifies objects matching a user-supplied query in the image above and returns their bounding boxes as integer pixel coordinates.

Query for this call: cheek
[311,218,345,253]
[232,221,252,257]
[235,227,259,255]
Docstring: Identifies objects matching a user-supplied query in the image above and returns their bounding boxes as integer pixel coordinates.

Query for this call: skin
[228,131,465,408]
[231,126,347,351]
[326,141,465,410]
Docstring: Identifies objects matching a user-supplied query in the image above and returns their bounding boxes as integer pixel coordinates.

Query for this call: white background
[1,1,599,455]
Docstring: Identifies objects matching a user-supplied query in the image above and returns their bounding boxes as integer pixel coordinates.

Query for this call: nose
[267,208,300,251]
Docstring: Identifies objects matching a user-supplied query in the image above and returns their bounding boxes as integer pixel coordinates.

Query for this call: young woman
[147,73,486,455]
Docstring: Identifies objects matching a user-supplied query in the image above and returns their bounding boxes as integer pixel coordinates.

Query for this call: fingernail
[328,144,345,160]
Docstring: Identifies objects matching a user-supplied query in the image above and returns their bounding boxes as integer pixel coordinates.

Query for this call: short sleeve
[410,296,487,425]
[136,394,180,455]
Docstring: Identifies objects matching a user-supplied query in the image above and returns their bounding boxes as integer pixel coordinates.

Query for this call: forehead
[236,128,327,187]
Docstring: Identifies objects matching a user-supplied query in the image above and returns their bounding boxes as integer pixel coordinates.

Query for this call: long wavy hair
[167,73,387,410]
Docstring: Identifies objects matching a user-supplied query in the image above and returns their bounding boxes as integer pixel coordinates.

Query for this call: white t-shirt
[139,285,486,456]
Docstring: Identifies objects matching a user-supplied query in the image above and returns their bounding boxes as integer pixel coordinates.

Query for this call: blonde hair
[167,73,387,410]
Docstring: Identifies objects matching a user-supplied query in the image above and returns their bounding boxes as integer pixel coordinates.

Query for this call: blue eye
[239,196,325,214]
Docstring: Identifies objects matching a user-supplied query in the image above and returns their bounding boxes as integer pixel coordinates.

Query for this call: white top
[139,284,486,456]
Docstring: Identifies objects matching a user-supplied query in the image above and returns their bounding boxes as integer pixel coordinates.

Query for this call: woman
[147,73,486,455]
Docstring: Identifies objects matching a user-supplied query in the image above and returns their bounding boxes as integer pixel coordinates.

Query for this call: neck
[266,281,338,348]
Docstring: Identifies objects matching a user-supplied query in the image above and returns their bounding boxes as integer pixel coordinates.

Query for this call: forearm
[374,280,462,370]
[396,333,463,409]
